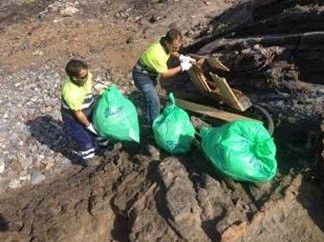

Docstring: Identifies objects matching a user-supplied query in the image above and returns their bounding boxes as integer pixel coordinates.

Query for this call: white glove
[86,123,98,135]
[179,54,196,64]
[180,61,192,71]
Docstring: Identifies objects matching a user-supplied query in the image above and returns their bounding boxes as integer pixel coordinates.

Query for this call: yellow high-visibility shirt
[140,40,170,74]
[62,72,93,111]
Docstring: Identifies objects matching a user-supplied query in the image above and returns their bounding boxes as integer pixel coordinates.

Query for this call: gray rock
[0,159,5,174]
[31,172,46,185]
[158,157,209,240]
[60,6,80,17]
[8,179,22,189]
[20,157,33,170]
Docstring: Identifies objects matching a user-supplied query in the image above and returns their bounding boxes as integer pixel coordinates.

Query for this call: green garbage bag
[152,93,195,154]
[92,85,139,142]
[201,120,277,182]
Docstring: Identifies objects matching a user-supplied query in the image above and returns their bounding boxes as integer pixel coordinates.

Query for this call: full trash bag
[93,85,139,142]
[200,120,277,182]
[152,93,195,154]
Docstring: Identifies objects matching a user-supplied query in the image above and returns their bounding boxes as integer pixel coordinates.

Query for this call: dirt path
[0,0,233,74]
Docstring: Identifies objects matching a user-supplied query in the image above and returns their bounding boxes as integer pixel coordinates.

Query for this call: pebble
[32,50,44,56]
[31,172,46,185]
[60,6,80,17]
[0,66,73,192]
[0,160,5,174]
[8,179,22,189]
[21,157,33,170]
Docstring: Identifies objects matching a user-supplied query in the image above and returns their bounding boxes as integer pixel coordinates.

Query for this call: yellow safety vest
[140,40,170,74]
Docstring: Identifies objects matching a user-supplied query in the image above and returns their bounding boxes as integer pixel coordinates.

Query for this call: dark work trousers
[61,101,104,159]
[132,68,160,125]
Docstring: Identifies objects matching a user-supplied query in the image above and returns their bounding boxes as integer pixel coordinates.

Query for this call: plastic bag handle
[168,92,175,105]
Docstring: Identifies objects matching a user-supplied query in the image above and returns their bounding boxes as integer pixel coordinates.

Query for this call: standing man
[61,59,111,166]
[132,28,195,125]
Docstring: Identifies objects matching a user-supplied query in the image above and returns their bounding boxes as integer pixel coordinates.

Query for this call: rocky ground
[0,0,323,241]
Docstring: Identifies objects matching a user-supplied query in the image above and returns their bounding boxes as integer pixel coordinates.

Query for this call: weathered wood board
[209,73,252,112]
[175,98,257,122]
[187,56,251,112]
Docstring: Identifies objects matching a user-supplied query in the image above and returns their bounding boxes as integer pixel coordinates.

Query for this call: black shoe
[101,142,122,158]
[79,159,89,167]
[97,141,122,157]
[96,136,110,147]
[107,142,122,152]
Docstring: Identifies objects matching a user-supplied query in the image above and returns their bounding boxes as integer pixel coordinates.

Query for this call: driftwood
[188,56,252,112]
[186,0,324,91]
[175,98,256,122]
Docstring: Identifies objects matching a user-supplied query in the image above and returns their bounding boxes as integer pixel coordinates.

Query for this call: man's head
[163,29,183,53]
[65,59,89,86]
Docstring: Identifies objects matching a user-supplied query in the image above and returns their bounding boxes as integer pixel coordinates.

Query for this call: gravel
[0,66,71,193]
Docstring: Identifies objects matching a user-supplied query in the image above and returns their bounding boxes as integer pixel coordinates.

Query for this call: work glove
[86,123,98,135]
[180,61,193,71]
[179,54,196,64]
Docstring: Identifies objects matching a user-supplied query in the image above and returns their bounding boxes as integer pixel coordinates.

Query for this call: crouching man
[61,59,117,166]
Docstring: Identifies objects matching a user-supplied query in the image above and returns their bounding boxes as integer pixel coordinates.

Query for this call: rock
[41,160,55,171]
[168,21,181,30]
[221,222,247,242]
[149,15,161,23]
[19,174,31,181]
[32,50,44,56]
[31,172,46,185]
[146,144,160,160]
[126,37,134,44]
[8,179,22,189]
[0,159,5,174]
[59,7,80,17]
[37,10,48,20]
[47,4,59,13]
[20,157,33,170]
[158,157,209,240]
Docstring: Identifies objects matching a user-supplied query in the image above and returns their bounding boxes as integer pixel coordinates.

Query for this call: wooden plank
[209,73,251,112]
[175,98,257,122]
[207,57,230,72]
[188,65,212,92]
[186,56,251,112]
[189,54,230,72]
[232,89,253,111]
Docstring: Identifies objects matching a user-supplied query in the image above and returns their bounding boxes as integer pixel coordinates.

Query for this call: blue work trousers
[132,69,160,124]
[61,103,100,158]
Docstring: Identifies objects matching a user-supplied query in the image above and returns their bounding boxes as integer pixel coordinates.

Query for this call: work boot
[72,149,96,167]
[99,142,122,159]
[108,142,122,152]
[78,158,100,167]
[79,158,89,167]
[95,136,110,147]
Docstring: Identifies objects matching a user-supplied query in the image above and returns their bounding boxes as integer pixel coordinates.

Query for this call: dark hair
[160,28,182,53]
[65,59,88,78]
[165,28,182,43]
